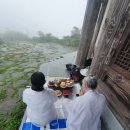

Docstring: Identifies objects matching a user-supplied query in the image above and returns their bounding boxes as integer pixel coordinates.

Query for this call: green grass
[11,87,19,98]
[0,99,26,130]
[0,89,7,102]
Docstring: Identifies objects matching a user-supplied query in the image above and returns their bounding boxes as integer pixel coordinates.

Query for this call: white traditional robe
[23,88,57,126]
[63,90,106,130]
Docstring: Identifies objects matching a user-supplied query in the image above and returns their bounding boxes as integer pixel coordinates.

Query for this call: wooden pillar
[87,0,108,58]
[76,0,101,68]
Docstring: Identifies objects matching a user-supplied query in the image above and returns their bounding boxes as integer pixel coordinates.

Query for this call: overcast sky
[0,0,87,38]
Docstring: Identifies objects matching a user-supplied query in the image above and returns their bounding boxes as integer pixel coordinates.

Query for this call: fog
[0,0,87,38]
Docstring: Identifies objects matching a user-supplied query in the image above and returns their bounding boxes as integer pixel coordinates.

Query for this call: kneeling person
[23,72,57,126]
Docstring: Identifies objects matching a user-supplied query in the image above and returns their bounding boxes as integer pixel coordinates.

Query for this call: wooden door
[99,25,130,130]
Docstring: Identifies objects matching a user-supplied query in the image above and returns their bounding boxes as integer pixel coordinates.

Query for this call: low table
[44,77,82,130]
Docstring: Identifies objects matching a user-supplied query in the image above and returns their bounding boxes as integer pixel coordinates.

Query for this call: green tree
[71,26,80,37]
[33,31,59,43]
[31,26,80,47]
[70,26,80,46]
[61,27,81,47]
[37,31,45,41]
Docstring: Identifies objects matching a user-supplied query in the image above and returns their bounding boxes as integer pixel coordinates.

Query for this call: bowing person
[65,76,106,130]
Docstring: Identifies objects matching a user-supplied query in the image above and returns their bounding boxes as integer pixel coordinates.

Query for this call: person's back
[66,76,106,130]
[23,72,57,126]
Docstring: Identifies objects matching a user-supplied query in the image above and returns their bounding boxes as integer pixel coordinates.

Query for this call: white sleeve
[48,89,58,102]
[67,98,90,130]
[67,100,82,130]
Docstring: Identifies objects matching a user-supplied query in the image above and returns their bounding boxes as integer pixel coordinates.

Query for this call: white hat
[80,68,89,76]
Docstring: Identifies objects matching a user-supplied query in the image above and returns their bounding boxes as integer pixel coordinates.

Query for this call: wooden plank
[111,65,130,80]
[76,0,102,67]
[87,0,108,58]
[102,66,130,104]
[98,80,130,130]
[105,76,130,108]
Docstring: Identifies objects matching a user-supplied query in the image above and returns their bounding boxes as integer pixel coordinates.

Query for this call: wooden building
[76,0,130,130]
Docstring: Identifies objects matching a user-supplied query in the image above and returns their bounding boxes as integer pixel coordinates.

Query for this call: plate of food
[60,82,66,88]
[55,82,61,87]
[55,90,62,97]
[63,89,72,96]
[66,80,74,87]
[48,81,55,86]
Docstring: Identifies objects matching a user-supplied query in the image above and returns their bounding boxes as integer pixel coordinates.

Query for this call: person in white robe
[63,76,106,130]
[23,72,57,127]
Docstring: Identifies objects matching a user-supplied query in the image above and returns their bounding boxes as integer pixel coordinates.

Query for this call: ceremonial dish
[55,82,61,87]
[48,78,74,97]
[60,82,66,88]
[63,90,72,96]
[55,90,62,96]
[48,81,55,86]
[48,79,74,87]
[65,80,74,87]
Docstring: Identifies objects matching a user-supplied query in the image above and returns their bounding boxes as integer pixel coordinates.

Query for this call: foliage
[0,27,80,47]
[0,99,26,130]
[32,26,81,47]
[0,89,7,102]
[61,26,80,47]
[32,31,59,43]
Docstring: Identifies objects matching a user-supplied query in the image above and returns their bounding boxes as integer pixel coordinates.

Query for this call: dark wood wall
[76,0,130,129]
[91,0,130,129]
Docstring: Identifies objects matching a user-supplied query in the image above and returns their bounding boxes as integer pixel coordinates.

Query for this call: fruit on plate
[48,81,55,86]
[55,82,61,87]
[69,80,74,84]
[66,82,71,87]
[63,90,71,95]
[60,82,66,88]
[66,80,74,87]
[55,90,62,96]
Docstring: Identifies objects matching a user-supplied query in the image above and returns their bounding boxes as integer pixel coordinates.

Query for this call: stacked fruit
[48,79,74,97]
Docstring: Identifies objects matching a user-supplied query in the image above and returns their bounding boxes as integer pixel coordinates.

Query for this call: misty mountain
[1,31,29,42]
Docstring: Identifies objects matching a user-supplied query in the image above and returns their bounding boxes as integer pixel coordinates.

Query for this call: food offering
[60,81,66,88]
[48,78,74,97]
[55,90,62,97]
[48,81,55,86]
[63,89,72,96]
[48,81,55,90]
[55,82,61,88]
[65,80,74,88]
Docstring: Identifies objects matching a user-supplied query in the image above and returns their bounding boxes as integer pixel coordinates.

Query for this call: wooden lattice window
[115,33,130,73]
